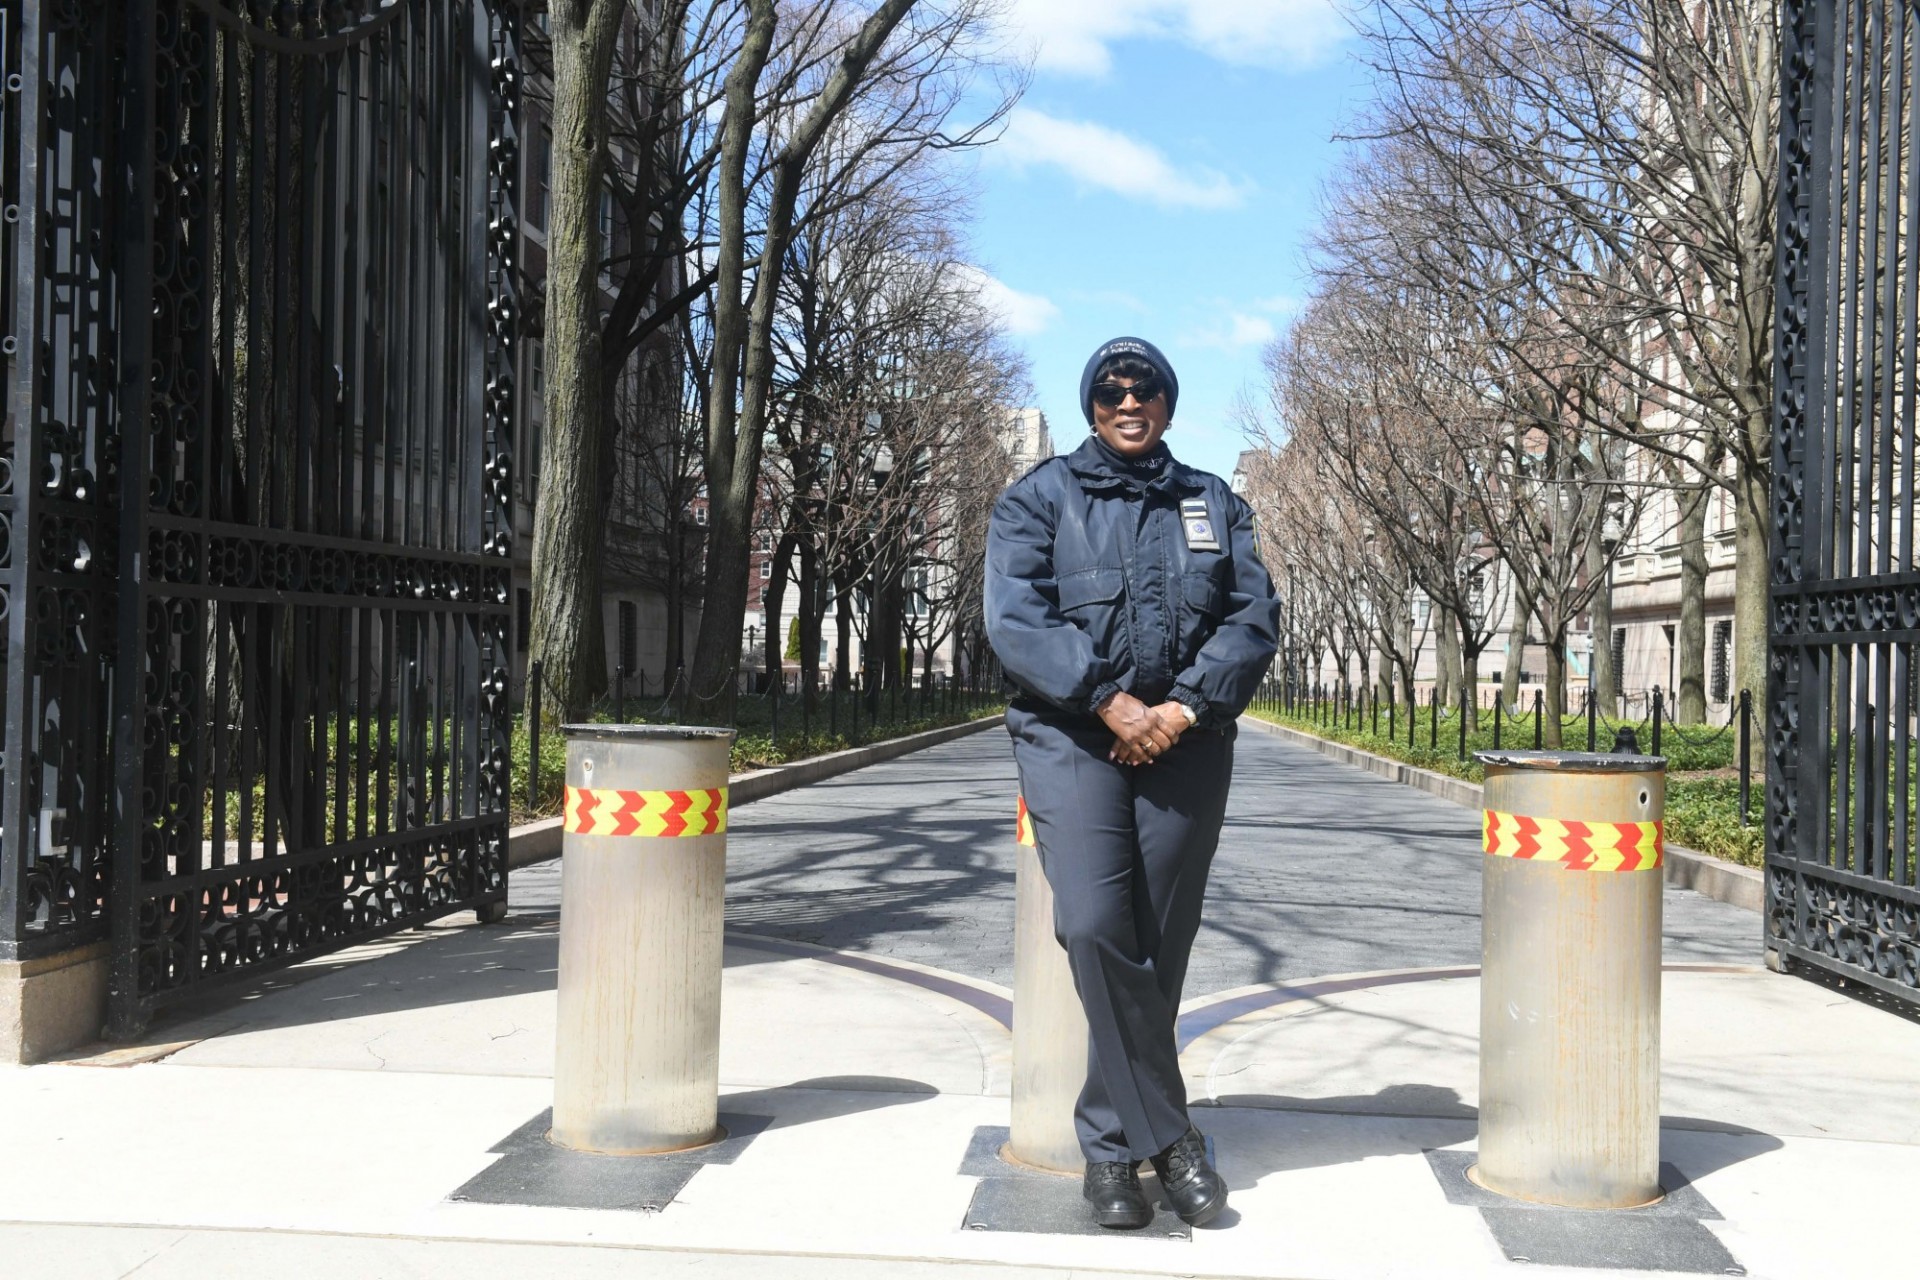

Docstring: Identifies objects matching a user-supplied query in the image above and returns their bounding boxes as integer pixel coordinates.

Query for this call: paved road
[512,721,1760,994]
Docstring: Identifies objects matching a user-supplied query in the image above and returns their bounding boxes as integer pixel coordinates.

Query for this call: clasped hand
[1096,691,1190,765]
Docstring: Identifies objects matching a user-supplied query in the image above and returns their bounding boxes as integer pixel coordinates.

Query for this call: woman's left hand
[1111,703,1191,765]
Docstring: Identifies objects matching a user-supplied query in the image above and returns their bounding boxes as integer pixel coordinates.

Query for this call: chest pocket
[1057,567,1125,616]
[1182,571,1226,619]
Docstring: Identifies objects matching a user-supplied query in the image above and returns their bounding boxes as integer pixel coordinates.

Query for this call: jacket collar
[1065,434,1203,495]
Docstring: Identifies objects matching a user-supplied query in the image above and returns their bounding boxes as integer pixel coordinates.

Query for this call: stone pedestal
[2,941,109,1064]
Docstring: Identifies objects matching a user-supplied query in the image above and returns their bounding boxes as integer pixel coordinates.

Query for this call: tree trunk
[664,520,684,683]
[1543,637,1567,748]
[1733,457,1769,776]
[528,3,623,719]
[1677,477,1710,723]
[1587,529,1615,713]
[1459,633,1482,728]
[1436,608,1461,709]
[762,529,798,685]
[1502,580,1530,709]
[798,537,822,690]
[688,0,919,720]
[835,581,854,692]
[1399,610,1419,707]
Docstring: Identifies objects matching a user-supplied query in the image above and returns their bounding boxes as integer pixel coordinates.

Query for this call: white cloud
[1230,313,1278,346]
[1248,293,1304,317]
[1003,0,1348,77]
[1187,311,1279,350]
[954,265,1061,335]
[996,108,1249,210]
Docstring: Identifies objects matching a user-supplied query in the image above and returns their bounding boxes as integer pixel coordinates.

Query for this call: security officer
[986,336,1279,1230]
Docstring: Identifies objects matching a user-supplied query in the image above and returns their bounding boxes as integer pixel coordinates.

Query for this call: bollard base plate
[1466,1161,1665,1210]
[546,1123,728,1158]
[449,1109,769,1214]
[1425,1150,1743,1275]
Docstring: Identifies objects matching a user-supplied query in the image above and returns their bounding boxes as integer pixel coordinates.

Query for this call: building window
[525,341,545,497]
[527,128,551,232]
[1711,620,1732,703]
[516,589,531,653]
[759,560,772,580]
[905,566,930,618]
[618,600,637,675]
[1611,627,1626,693]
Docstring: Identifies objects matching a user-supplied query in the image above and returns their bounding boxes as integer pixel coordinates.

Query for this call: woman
[986,336,1279,1229]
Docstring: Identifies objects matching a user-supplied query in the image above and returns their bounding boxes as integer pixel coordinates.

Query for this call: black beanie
[1080,336,1179,424]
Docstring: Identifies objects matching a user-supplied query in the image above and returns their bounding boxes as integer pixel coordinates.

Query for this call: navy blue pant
[1006,703,1234,1164]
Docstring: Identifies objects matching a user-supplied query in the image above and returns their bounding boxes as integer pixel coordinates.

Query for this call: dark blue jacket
[985,436,1279,728]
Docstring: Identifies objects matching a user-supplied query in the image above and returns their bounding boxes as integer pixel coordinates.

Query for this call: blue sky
[962,1,1371,479]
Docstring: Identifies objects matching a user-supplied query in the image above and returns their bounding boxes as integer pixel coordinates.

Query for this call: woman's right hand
[1098,691,1177,764]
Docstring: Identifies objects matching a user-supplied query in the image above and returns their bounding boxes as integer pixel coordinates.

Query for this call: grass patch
[1246,702,1762,868]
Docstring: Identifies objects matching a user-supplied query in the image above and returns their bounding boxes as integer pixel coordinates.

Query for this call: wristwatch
[1176,701,1199,728]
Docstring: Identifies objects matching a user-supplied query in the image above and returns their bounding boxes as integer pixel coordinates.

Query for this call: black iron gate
[1,0,521,1035]
[1770,0,1920,1005]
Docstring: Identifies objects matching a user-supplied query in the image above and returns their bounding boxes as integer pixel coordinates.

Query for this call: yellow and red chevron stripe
[565,786,728,838]
[1016,795,1036,847]
[1482,809,1662,871]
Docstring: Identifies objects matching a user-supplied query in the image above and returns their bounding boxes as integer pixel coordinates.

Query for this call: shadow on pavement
[1204,1085,1784,1185]
[720,1075,941,1131]
[121,915,912,1050]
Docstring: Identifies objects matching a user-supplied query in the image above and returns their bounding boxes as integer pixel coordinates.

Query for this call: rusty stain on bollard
[1471,750,1666,1210]
[550,724,735,1156]
[1007,797,1089,1176]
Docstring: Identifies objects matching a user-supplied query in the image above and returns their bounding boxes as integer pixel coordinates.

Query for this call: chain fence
[1250,676,1756,827]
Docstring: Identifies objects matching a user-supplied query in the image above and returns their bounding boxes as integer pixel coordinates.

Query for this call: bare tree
[689,0,1021,719]
[1356,0,1778,735]
[1258,275,1507,722]
[530,0,1021,717]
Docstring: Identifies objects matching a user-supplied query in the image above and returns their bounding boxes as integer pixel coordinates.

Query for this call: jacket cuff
[1169,684,1210,728]
[1088,681,1123,716]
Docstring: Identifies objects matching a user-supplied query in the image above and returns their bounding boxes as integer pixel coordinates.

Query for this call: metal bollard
[551,724,736,1155]
[1472,749,1666,1208]
[1007,800,1089,1175]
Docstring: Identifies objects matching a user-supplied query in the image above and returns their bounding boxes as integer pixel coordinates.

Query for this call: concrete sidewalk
[3,729,1913,1280]
[4,908,1915,1280]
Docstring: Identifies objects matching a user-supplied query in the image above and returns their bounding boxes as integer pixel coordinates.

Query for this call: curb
[508,713,1001,868]
[1237,715,1764,914]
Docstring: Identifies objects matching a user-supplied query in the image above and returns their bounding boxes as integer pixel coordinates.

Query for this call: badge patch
[1180,498,1221,551]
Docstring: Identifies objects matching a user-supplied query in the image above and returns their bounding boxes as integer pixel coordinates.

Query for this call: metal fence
[520,658,1006,811]
[1770,0,1920,1005]
[1251,680,1759,824]
[0,1,522,1036]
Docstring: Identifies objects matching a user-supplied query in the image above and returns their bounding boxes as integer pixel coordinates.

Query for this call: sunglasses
[1090,377,1165,409]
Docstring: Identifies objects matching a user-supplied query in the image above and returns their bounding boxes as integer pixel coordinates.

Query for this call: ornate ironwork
[1769,0,1920,1006]
[1,0,520,1035]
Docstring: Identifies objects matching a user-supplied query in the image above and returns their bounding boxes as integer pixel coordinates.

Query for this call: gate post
[1473,750,1665,1208]
[1007,811,1087,1174]
[551,725,735,1154]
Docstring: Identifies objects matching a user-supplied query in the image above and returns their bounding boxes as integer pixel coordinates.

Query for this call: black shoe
[1082,1160,1153,1229]
[1151,1128,1227,1227]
